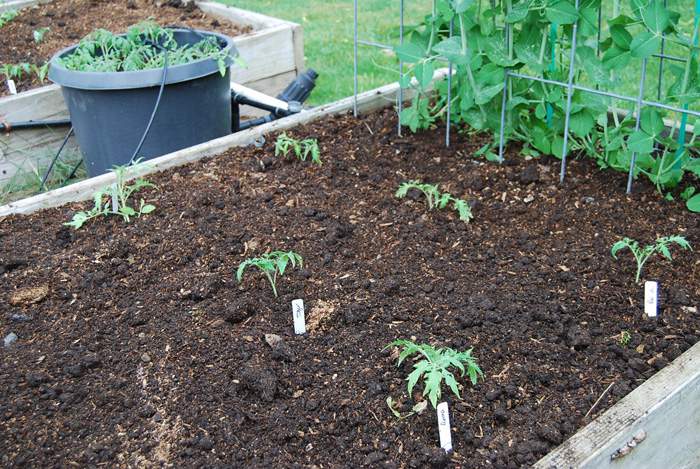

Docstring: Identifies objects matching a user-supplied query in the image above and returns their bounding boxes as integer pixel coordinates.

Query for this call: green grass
[221,0,698,112]
[0,151,85,205]
[220,0,431,104]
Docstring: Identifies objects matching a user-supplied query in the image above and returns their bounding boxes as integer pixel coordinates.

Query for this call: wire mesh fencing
[353,0,700,195]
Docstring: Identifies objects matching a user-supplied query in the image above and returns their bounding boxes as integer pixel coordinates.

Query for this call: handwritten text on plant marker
[292,299,306,335]
[437,402,453,452]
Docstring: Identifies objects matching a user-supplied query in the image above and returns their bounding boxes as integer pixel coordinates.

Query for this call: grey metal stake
[559,0,581,184]
[657,0,668,101]
[397,0,405,137]
[446,17,454,148]
[626,58,649,194]
[353,0,359,117]
[497,18,512,163]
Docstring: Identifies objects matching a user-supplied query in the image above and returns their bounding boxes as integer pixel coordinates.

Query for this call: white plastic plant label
[292,299,306,335]
[437,402,453,452]
[7,79,17,95]
[111,183,120,213]
[644,281,658,318]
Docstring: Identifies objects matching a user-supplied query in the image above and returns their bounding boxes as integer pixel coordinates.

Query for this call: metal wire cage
[352,0,700,194]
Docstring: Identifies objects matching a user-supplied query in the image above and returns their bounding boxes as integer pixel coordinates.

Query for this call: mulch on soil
[0,0,251,96]
[1,109,699,468]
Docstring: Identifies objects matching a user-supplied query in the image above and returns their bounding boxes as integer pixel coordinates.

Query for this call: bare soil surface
[1,110,699,468]
[0,0,250,96]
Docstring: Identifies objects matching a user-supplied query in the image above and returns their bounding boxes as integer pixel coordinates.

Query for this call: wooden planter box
[2,75,699,467]
[0,1,304,186]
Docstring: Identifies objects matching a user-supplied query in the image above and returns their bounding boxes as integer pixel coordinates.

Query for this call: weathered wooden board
[0,86,78,184]
[535,341,700,468]
[0,1,304,185]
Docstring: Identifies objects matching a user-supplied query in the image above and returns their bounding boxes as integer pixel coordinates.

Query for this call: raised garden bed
[1,83,698,466]
[0,0,304,187]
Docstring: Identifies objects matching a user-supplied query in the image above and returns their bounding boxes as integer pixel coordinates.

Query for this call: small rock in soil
[141,353,151,363]
[566,325,591,350]
[240,363,277,402]
[264,334,295,362]
[519,165,540,184]
[4,332,18,347]
[8,313,31,322]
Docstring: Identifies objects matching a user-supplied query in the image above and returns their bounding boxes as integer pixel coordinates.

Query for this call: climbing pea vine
[395,0,700,210]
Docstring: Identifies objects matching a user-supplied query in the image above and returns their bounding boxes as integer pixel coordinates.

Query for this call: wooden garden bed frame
[1,70,699,468]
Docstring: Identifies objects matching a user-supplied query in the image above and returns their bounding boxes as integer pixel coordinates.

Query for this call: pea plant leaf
[627,130,655,154]
[687,194,700,212]
[630,31,660,58]
[641,0,670,34]
[545,0,579,25]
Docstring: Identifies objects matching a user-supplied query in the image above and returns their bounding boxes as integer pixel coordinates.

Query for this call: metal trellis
[353,1,699,194]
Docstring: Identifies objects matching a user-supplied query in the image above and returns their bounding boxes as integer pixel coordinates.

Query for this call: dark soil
[0,0,251,96]
[1,110,699,468]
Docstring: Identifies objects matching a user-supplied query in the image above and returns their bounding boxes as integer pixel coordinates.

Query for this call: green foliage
[396,180,473,222]
[0,10,18,28]
[619,330,631,347]
[396,0,700,209]
[33,27,50,44]
[687,194,700,212]
[33,63,49,83]
[56,21,232,74]
[236,251,303,298]
[611,235,692,283]
[0,62,49,84]
[386,339,483,409]
[274,133,322,165]
[0,62,32,81]
[65,162,156,229]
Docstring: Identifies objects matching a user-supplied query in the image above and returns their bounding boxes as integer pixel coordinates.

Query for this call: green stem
[266,271,278,297]
[427,0,437,53]
[458,13,486,121]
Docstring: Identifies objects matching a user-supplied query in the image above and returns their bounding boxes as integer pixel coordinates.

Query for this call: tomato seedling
[396,180,473,223]
[65,162,156,229]
[611,236,692,283]
[274,133,321,165]
[237,251,303,298]
[386,339,483,409]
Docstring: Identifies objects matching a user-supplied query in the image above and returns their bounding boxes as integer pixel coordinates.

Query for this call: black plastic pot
[48,29,236,177]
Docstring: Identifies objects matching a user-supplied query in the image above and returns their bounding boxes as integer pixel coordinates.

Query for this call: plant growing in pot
[48,21,239,177]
